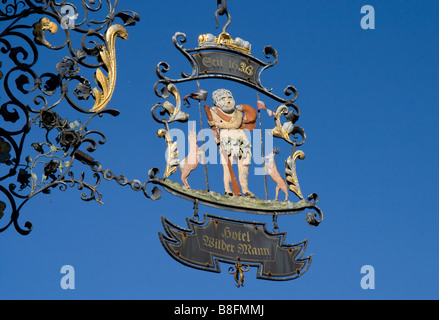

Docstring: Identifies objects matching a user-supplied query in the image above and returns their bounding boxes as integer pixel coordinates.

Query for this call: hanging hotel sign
[160,214,311,282]
[145,2,324,287]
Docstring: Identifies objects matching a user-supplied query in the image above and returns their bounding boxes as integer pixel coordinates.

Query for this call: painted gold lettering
[238,62,246,73]
[202,57,212,68]
[221,226,231,239]
[229,59,238,71]
[245,65,253,76]
[212,57,222,67]
[202,235,208,247]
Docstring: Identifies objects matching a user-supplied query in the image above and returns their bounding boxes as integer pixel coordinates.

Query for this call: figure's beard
[219,104,235,114]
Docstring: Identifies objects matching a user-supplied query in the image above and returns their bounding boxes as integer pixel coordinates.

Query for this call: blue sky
[1,0,439,300]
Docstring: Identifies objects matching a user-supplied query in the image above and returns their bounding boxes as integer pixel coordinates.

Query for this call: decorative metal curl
[304,193,323,226]
[90,163,162,201]
[228,259,250,288]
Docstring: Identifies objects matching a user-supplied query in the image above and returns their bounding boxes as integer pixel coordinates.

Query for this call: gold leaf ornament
[90,24,129,112]
[285,150,305,199]
[32,17,58,48]
[161,84,189,123]
[271,105,294,144]
[157,129,179,179]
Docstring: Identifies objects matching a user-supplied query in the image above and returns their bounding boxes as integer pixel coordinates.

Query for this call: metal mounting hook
[215,0,232,33]
[193,199,199,221]
[272,214,280,233]
[217,0,227,14]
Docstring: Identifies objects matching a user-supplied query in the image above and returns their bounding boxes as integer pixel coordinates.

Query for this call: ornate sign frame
[145,3,323,286]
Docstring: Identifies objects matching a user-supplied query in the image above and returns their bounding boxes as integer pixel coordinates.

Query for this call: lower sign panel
[159,214,312,282]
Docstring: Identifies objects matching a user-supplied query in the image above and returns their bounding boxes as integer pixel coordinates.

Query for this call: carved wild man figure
[206,89,257,197]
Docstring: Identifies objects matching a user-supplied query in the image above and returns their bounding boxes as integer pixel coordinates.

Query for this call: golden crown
[198,32,251,55]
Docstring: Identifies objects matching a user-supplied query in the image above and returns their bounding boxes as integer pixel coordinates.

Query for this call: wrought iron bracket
[0,0,139,235]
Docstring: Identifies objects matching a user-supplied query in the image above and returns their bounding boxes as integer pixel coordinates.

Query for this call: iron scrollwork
[0,0,139,235]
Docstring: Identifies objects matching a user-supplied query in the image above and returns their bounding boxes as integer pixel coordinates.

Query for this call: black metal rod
[257,93,268,201]
[197,81,210,191]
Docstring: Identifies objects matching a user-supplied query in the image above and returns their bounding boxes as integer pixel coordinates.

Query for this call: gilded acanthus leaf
[162,84,189,123]
[271,105,294,144]
[285,150,305,199]
[157,128,179,178]
[90,24,129,112]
